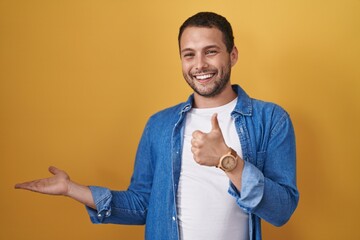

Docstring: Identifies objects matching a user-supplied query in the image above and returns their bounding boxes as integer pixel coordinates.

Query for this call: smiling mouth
[193,73,216,81]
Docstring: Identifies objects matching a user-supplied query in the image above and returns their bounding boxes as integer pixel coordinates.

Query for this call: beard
[183,64,232,98]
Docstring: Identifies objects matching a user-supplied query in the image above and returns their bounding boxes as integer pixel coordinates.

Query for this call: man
[15,12,299,240]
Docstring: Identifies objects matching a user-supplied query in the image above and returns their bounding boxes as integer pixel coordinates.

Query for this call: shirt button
[172,216,176,221]
[105,210,111,217]
[97,213,102,218]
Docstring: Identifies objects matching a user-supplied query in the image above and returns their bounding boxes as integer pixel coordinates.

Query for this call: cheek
[181,62,192,74]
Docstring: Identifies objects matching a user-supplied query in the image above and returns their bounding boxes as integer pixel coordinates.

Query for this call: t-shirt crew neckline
[191,97,238,115]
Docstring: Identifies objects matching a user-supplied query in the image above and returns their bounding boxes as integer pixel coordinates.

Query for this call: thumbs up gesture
[191,113,230,166]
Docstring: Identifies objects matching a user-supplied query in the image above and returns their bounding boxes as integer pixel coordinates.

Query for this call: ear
[230,46,238,67]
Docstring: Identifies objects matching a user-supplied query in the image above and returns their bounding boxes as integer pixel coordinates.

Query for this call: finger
[191,138,197,147]
[14,183,24,189]
[192,130,204,139]
[191,138,202,148]
[15,177,39,189]
[211,113,221,132]
[15,179,41,191]
[193,155,200,164]
[191,146,198,154]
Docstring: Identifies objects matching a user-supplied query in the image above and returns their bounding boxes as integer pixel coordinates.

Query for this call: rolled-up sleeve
[85,186,113,223]
[228,161,265,213]
[229,109,299,227]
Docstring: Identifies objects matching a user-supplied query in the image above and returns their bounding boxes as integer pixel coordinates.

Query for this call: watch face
[222,156,236,170]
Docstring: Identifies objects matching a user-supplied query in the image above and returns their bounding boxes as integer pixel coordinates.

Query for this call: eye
[183,52,195,58]
[206,49,218,55]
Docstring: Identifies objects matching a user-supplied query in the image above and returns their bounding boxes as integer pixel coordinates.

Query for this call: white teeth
[195,74,214,80]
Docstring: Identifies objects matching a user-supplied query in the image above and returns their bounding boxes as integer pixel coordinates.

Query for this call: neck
[193,84,237,108]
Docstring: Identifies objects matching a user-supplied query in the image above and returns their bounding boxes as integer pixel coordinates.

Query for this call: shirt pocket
[256,151,266,172]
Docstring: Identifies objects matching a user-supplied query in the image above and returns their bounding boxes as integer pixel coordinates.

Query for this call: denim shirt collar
[179,84,253,116]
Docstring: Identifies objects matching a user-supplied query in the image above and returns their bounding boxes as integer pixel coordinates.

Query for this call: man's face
[179,27,237,98]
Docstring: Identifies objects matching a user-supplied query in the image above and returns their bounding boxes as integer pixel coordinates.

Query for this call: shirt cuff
[228,161,264,212]
[85,186,113,223]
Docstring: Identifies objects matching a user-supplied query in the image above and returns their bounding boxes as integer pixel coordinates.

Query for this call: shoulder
[250,98,292,131]
[151,102,186,121]
[144,102,188,131]
[251,98,289,118]
[250,98,294,136]
[233,84,289,121]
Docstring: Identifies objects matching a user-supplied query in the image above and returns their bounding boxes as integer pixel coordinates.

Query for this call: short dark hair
[178,12,234,53]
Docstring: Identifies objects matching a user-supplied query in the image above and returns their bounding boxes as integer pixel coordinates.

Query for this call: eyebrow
[180,48,194,54]
[180,45,221,54]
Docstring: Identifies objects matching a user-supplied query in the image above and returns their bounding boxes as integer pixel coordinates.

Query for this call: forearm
[254,177,298,226]
[230,161,298,226]
[67,181,96,210]
[226,157,245,192]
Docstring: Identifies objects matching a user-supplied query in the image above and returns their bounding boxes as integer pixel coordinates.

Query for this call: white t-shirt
[177,98,249,240]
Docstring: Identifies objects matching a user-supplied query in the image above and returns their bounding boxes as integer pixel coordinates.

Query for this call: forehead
[179,27,226,51]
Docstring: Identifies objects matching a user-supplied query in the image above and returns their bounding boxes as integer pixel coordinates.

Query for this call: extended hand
[191,113,229,166]
[15,166,71,196]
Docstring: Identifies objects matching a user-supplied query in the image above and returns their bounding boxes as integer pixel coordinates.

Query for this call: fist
[191,113,229,166]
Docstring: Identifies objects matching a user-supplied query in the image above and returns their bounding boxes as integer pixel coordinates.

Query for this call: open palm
[15,166,70,196]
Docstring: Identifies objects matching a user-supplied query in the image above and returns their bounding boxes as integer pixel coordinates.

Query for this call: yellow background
[1,0,359,239]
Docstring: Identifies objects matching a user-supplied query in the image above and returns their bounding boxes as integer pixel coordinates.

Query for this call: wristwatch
[218,148,238,172]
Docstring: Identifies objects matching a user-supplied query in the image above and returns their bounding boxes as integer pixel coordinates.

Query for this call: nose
[195,54,208,71]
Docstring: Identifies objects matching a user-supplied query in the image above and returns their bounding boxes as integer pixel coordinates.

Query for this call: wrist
[65,179,74,197]
[65,180,95,209]
[217,147,238,172]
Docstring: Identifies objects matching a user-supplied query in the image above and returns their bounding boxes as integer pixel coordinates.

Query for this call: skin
[180,27,244,191]
[15,166,96,209]
[180,27,238,108]
[14,26,245,209]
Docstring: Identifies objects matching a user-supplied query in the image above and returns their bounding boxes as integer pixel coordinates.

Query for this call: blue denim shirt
[86,85,299,240]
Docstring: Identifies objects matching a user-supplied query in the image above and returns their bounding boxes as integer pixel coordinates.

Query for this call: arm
[229,111,298,226]
[15,166,96,209]
[191,113,245,191]
[191,112,298,226]
[15,118,155,225]
[85,120,154,225]
[15,164,150,224]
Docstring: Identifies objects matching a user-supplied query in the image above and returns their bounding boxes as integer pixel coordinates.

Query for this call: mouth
[192,72,216,83]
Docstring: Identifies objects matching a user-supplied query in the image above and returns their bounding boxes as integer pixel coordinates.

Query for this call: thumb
[211,113,221,132]
[48,166,61,175]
